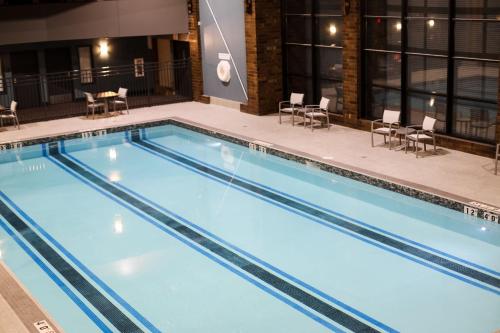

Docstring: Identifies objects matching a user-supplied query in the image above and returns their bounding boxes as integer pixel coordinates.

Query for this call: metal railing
[0,59,192,123]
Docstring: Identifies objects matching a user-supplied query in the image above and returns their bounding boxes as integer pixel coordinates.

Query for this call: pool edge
[0,261,64,333]
[0,116,498,222]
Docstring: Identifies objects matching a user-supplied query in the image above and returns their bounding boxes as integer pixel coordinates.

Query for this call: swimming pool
[0,122,498,333]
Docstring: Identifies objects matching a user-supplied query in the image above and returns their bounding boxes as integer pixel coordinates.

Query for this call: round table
[394,127,416,150]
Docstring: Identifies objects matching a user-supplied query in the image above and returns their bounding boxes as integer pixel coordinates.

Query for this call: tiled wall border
[1,117,499,222]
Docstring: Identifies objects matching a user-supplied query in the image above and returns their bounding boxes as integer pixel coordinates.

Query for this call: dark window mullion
[401,0,408,126]
[312,0,318,104]
[446,0,456,134]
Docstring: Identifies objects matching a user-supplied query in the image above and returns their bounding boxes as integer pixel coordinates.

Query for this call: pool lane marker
[62,138,397,333]
[128,133,500,294]
[47,142,382,333]
[144,136,500,278]
[0,191,161,333]
[0,198,143,333]
[0,219,112,333]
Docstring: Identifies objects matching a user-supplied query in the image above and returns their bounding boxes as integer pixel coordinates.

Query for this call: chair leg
[327,114,330,131]
[311,114,314,132]
[126,100,129,114]
[292,109,295,126]
[496,158,498,175]
[424,143,427,151]
[371,131,374,147]
[388,133,392,150]
[416,138,419,158]
[383,135,387,144]
[405,138,408,154]
[279,109,282,124]
[433,136,436,155]
[16,116,20,129]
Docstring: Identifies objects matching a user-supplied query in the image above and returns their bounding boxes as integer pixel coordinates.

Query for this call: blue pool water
[0,124,499,333]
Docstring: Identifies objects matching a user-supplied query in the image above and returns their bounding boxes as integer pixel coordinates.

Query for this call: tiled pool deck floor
[0,101,499,330]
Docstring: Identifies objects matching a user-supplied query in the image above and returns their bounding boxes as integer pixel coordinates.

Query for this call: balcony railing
[0,59,192,123]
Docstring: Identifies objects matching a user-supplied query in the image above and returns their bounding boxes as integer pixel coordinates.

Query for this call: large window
[362,0,499,143]
[283,0,344,113]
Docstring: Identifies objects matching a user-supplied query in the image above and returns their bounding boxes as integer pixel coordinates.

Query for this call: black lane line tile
[48,143,379,333]
[0,198,144,333]
[132,136,500,290]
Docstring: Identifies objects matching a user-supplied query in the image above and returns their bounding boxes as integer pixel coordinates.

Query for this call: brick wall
[342,0,361,125]
[187,0,205,102]
[242,0,282,115]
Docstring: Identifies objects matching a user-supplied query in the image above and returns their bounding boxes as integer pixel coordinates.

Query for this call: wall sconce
[99,40,109,58]
[329,24,337,35]
[395,22,402,31]
[427,19,435,28]
[187,0,193,15]
[245,0,252,14]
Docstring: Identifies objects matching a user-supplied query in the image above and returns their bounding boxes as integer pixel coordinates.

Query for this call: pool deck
[1,101,498,208]
[0,101,499,330]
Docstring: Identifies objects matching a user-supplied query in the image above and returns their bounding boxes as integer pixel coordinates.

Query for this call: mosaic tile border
[168,118,500,223]
[1,117,498,223]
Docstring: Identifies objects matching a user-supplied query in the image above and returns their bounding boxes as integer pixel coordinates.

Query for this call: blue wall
[200,0,248,103]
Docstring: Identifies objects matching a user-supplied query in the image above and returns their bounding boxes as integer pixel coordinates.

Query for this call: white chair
[303,97,331,131]
[405,116,437,158]
[0,101,20,129]
[84,92,105,119]
[371,110,401,149]
[495,143,499,175]
[110,87,129,114]
[279,93,304,126]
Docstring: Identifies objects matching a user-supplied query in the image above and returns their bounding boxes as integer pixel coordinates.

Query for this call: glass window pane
[407,55,447,93]
[366,51,402,88]
[455,60,498,101]
[365,18,402,51]
[365,0,402,16]
[408,92,447,132]
[286,45,313,76]
[318,80,343,113]
[456,0,500,18]
[455,21,500,58]
[453,99,497,142]
[316,17,343,46]
[287,75,314,104]
[408,0,449,17]
[316,47,342,80]
[285,0,312,14]
[367,87,401,119]
[407,18,448,55]
[286,16,312,44]
[316,0,343,15]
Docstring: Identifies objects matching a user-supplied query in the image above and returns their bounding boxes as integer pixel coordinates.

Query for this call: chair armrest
[305,104,319,108]
[407,125,422,129]
[279,101,291,107]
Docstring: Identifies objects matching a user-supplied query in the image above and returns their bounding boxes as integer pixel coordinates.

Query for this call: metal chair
[303,97,331,131]
[405,116,437,158]
[279,93,304,126]
[84,92,105,119]
[0,101,19,129]
[110,87,129,114]
[371,110,401,149]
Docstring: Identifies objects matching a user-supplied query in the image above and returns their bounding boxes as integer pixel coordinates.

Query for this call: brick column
[242,0,282,115]
[342,0,361,125]
[188,0,207,102]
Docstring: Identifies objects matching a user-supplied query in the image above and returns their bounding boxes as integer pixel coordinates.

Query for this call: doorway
[45,47,73,104]
[10,50,41,108]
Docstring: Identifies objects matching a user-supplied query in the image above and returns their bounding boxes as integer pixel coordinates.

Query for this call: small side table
[394,127,416,151]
